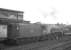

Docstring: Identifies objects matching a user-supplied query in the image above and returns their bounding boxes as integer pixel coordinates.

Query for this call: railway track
[0,35,71,50]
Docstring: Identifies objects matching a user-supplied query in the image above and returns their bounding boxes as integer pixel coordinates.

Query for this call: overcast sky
[0,0,71,24]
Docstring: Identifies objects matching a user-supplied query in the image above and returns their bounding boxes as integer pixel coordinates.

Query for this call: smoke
[38,7,58,24]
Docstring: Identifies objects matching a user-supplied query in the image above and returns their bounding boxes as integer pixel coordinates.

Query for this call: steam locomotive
[0,21,69,45]
[0,19,66,45]
[2,22,64,45]
[0,8,67,45]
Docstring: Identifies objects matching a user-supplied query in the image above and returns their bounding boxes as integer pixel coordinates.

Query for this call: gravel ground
[0,36,71,50]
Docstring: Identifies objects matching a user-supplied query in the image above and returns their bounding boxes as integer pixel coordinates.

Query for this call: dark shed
[0,8,24,23]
